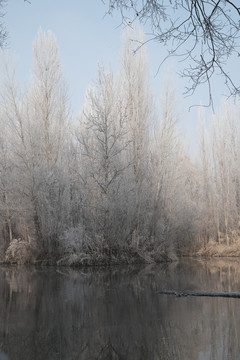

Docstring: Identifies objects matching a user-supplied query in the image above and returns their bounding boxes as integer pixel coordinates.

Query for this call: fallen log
[157,290,240,298]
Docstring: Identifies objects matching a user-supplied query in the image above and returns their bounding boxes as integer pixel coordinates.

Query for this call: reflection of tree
[0,260,240,359]
[96,340,121,359]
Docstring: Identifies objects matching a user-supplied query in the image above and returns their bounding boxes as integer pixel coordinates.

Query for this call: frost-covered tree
[76,65,130,253]
[0,108,14,249]
[120,28,153,248]
[208,103,240,245]
[0,25,222,264]
[25,29,71,251]
[149,80,185,253]
[0,30,71,255]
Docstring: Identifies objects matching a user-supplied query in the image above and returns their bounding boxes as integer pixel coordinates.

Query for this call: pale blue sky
[4,0,240,157]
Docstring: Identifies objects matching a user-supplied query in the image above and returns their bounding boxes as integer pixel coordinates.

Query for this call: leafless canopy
[0,0,7,47]
[104,0,240,106]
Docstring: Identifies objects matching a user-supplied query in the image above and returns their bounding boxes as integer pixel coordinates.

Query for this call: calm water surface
[0,258,240,359]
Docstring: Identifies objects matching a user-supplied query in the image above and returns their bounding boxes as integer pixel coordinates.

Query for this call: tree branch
[157,289,240,298]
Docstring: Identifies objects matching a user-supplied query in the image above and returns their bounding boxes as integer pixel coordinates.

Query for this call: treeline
[0,29,239,265]
[198,105,240,256]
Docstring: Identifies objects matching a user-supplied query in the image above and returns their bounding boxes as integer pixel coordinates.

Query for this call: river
[0,258,240,359]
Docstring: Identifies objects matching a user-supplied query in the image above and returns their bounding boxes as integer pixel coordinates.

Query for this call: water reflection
[0,259,240,359]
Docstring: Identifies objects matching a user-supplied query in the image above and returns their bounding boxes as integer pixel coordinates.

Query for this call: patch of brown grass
[4,238,40,264]
[188,237,240,257]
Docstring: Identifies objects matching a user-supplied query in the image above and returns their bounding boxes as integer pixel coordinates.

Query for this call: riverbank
[0,238,177,266]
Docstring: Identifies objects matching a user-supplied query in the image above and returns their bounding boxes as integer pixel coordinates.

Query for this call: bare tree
[199,112,216,244]
[210,103,240,245]
[149,79,185,253]
[104,0,240,106]
[0,30,71,255]
[25,29,71,251]
[0,108,14,247]
[197,101,240,248]
[120,28,153,248]
[76,65,130,254]
[0,0,7,47]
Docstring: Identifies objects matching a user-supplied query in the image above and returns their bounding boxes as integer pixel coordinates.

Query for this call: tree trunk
[157,290,240,298]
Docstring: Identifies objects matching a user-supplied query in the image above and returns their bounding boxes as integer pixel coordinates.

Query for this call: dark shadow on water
[1,258,240,359]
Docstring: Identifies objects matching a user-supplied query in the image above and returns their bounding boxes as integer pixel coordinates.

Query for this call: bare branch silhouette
[104,0,240,106]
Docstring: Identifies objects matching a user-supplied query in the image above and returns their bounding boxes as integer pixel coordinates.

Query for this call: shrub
[5,238,39,264]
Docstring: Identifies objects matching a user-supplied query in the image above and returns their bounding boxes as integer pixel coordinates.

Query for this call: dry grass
[4,238,40,265]
[185,237,240,257]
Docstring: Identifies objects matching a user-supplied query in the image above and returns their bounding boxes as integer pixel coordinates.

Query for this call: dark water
[1,258,240,360]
